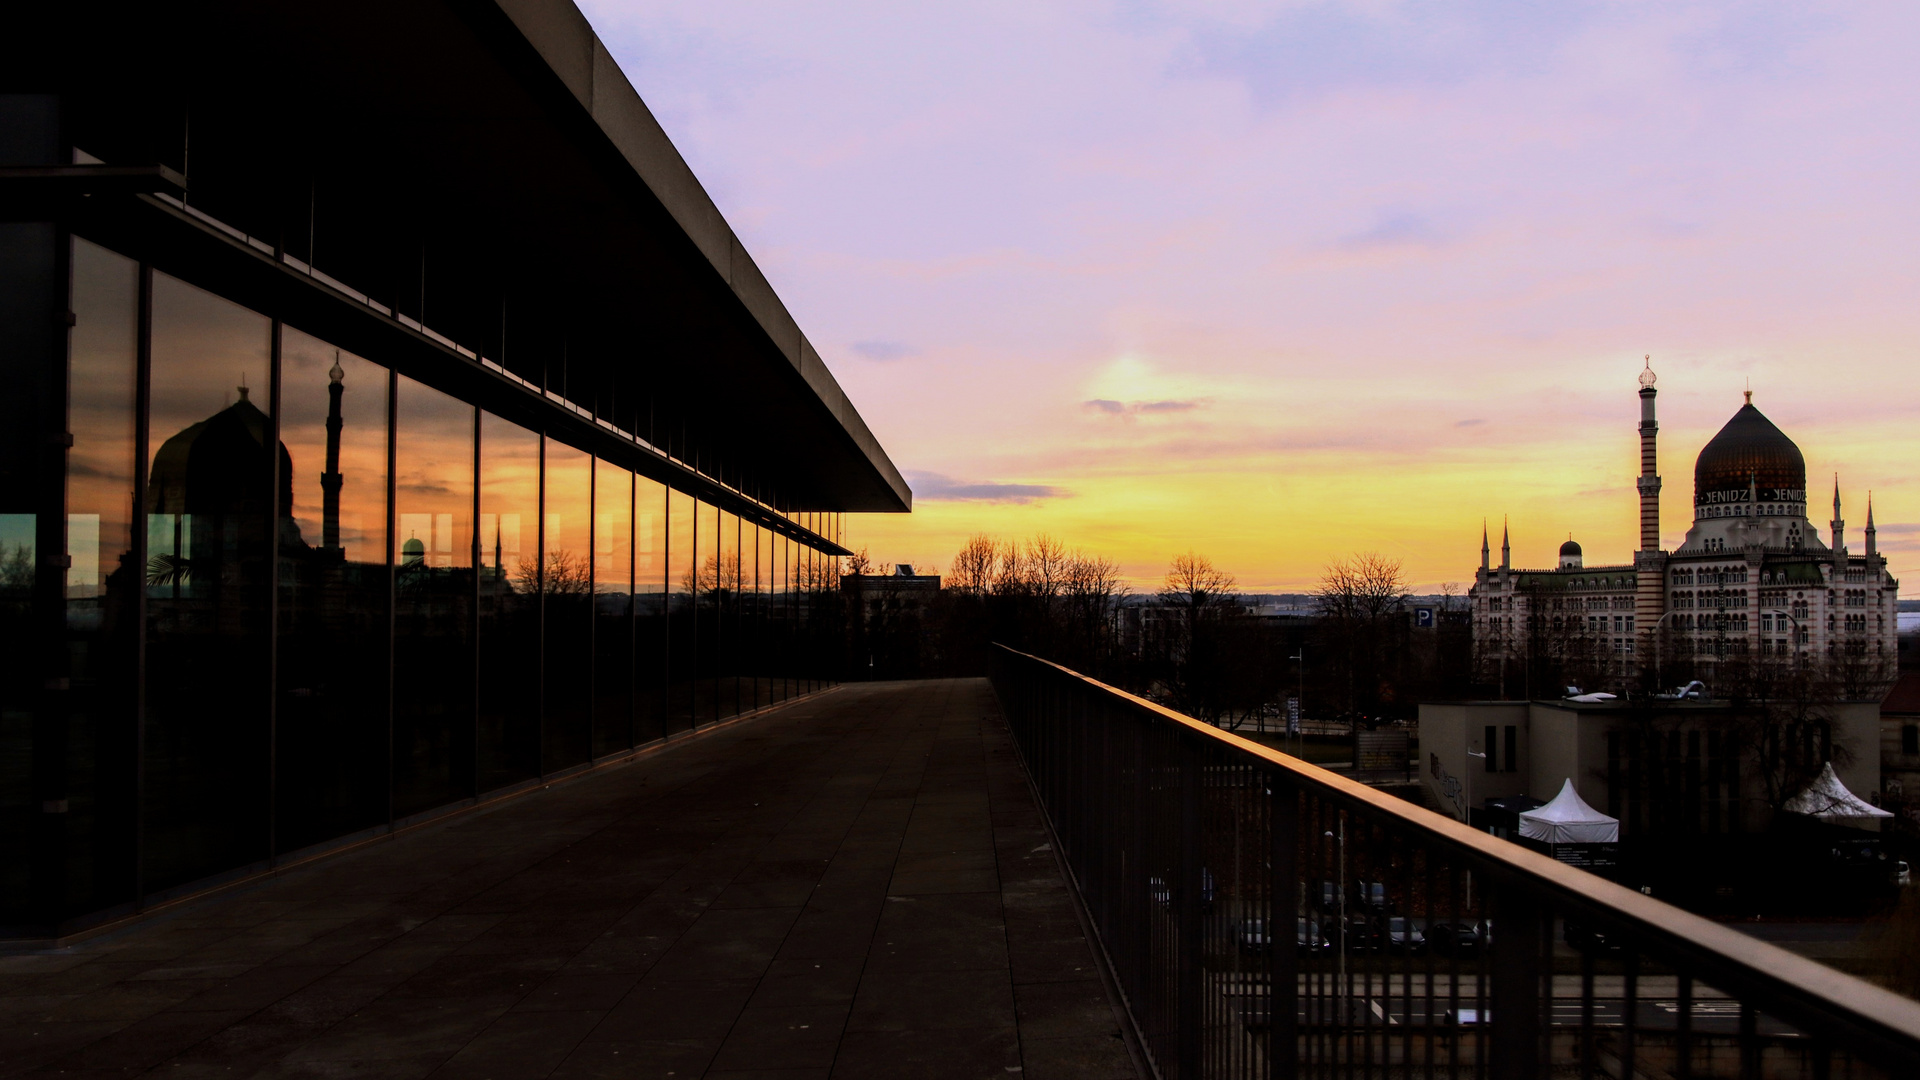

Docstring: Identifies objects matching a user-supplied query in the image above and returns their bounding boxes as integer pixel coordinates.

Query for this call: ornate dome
[1693,402,1806,505]
[1559,539,1582,557]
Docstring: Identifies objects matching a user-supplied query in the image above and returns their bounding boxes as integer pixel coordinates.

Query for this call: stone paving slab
[0,679,1140,1080]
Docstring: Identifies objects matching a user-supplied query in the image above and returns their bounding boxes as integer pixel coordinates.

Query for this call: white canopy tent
[1782,762,1893,821]
[1518,779,1621,844]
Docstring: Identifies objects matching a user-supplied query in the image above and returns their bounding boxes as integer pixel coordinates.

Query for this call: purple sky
[581,1,1920,592]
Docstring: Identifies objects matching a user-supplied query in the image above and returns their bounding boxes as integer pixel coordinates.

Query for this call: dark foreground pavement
[1,679,1140,1080]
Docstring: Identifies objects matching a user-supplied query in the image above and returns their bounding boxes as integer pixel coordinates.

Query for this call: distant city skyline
[583,1,1920,593]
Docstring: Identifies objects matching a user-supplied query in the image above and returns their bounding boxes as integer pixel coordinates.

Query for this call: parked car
[1562,919,1624,955]
[1426,921,1483,957]
[1386,916,1426,954]
[1323,917,1385,954]
[1237,918,1332,956]
[1148,870,1214,910]
[1312,879,1341,913]
[1353,880,1387,912]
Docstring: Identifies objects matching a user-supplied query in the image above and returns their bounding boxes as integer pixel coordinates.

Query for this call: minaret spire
[1500,517,1510,571]
[1830,475,1846,554]
[320,351,346,557]
[1481,521,1490,572]
[1866,492,1878,557]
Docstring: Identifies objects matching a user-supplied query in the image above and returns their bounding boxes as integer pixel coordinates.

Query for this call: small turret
[1500,518,1511,571]
[1866,493,1877,558]
[1481,522,1490,573]
[1831,476,1846,554]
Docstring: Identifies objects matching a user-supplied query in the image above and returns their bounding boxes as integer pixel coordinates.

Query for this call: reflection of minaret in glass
[320,352,346,557]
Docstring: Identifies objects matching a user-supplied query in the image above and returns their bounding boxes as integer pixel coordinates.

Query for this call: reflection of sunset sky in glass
[283,330,385,564]
[584,1,1920,592]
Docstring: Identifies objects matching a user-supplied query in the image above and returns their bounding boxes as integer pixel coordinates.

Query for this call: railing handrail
[993,643,1920,1063]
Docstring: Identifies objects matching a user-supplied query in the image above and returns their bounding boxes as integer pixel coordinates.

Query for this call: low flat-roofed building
[0,0,907,936]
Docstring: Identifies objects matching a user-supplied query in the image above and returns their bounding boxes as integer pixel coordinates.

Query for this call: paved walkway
[0,679,1140,1079]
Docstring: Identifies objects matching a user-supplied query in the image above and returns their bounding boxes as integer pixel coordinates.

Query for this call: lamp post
[1325,822,1346,1019]
[1465,748,1487,830]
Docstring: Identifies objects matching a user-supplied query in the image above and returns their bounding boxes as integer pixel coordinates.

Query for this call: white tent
[1518,779,1620,843]
[1782,762,1893,821]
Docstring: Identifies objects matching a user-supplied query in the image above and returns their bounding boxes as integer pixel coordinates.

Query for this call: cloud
[1337,211,1447,251]
[1083,398,1208,417]
[908,471,1064,504]
[1455,418,1486,427]
[848,339,918,361]
[1872,522,1920,536]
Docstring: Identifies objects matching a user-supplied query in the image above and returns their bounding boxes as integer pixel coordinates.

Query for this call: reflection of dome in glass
[401,535,426,565]
[1559,539,1582,557]
[146,387,292,516]
[1694,402,1805,504]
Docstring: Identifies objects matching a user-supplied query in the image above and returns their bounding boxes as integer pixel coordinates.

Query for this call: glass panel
[717,509,740,720]
[666,487,696,733]
[744,521,763,712]
[696,502,721,723]
[393,376,473,817]
[276,329,388,852]
[143,271,272,892]
[634,476,666,744]
[542,438,592,772]
[771,531,788,704]
[478,412,538,791]
[61,237,139,914]
[592,459,632,757]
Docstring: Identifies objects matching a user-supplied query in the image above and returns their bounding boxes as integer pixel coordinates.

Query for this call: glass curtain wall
[62,238,140,914]
[666,488,696,733]
[635,477,666,744]
[11,245,845,926]
[542,439,593,772]
[276,331,388,853]
[144,272,274,894]
[478,412,539,791]
[392,377,474,818]
[592,460,633,758]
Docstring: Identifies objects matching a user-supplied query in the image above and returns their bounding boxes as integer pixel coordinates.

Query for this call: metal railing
[990,645,1920,1079]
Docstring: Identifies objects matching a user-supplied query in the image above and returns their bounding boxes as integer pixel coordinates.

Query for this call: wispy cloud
[848,339,918,361]
[1455,418,1486,428]
[907,471,1064,504]
[1083,398,1208,417]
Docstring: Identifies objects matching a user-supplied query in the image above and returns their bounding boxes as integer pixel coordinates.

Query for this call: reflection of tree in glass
[0,543,32,592]
[518,550,591,595]
[682,551,744,595]
[145,552,194,587]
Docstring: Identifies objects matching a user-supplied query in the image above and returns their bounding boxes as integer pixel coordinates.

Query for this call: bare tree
[845,546,873,577]
[519,549,592,595]
[949,534,997,596]
[1026,534,1068,603]
[1315,553,1410,720]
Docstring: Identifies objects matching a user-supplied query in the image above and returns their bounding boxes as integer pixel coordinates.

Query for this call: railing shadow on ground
[989,644,1920,1079]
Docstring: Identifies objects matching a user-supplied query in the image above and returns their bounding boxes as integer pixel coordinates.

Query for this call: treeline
[839,537,1477,727]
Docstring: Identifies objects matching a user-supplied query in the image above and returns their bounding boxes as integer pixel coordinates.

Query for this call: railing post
[1269,773,1299,1080]
[1488,871,1544,1078]
[1178,735,1203,1078]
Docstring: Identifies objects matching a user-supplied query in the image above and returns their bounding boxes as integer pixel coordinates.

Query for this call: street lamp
[1325,822,1346,1018]
[1465,748,1487,830]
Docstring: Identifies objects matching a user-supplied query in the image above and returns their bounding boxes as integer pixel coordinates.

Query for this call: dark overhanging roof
[7,0,910,515]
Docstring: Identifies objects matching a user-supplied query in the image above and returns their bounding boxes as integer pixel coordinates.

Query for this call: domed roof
[1694,402,1805,503]
[1559,539,1582,556]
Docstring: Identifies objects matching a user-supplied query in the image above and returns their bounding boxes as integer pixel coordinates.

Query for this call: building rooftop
[0,681,1136,1077]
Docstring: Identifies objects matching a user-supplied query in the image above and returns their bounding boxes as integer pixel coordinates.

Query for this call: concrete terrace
[0,680,1141,1080]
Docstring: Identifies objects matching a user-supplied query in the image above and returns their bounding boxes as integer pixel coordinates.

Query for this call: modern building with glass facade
[0,0,910,936]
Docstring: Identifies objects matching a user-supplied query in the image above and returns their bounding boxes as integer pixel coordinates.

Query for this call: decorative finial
[237,373,249,402]
[1638,355,1656,389]
[329,350,344,386]
[1744,376,1751,405]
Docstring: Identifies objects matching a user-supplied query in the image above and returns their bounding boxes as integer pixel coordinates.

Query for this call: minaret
[1830,476,1846,555]
[1866,494,1877,557]
[320,353,345,557]
[1633,359,1667,667]
[1636,358,1661,552]
[1500,518,1510,571]
[1480,522,1490,573]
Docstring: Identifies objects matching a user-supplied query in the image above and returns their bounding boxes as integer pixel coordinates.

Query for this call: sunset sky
[580,1,1920,594]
